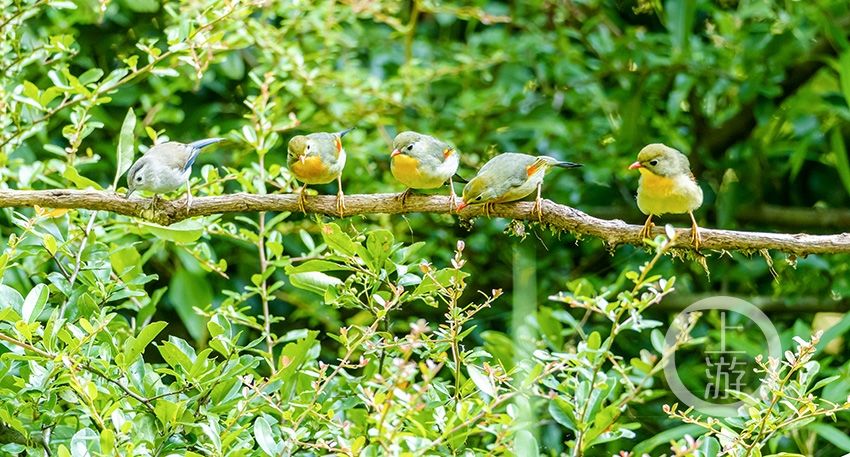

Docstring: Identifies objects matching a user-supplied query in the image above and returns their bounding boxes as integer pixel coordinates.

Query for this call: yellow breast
[638,169,676,197]
[392,155,443,189]
[291,156,332,184]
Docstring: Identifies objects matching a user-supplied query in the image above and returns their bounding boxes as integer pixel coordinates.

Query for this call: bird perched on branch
[629,143,704,249]
[457,153,582,220]
[287,128,352,217]
[390,131,461,210]
[125,137,223,210]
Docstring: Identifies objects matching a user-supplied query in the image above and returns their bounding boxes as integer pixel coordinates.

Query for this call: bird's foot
[397,189,413,207]
[639,218,655,240]
[448,189,457,213]
[484,202,495,219]
[297,189,308,214]
[336,190,346,218]
[691,224,702,251]
[185,194,193,216]
[532,198,543,222]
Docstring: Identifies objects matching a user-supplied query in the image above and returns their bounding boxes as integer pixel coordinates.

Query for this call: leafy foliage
[2,0,850,455]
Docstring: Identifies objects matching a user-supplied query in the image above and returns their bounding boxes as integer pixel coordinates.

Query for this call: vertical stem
[257,153,275,371]
[404,0,419,64]
[512,241,537,445]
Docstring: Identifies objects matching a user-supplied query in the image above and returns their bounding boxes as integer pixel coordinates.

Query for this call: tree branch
[1,189,849,255]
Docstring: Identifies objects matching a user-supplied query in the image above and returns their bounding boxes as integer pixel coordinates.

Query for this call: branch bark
[1,189,849,255]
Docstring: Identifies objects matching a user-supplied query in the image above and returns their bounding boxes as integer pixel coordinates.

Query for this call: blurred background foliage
[3,0,850,454]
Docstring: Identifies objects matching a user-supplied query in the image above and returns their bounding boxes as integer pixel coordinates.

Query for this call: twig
[1,190,849,255]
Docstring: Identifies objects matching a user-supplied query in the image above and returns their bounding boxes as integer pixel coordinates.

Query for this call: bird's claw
[297,190,307,214]
[448,190,457,213]
[690,224,701,250]
[532,198,543,222]
[639,217,655,241]
[397,189,412,207]
[484,202,494,219]
[336,190,346,218]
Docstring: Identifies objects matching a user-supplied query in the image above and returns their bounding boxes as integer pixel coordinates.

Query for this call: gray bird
[287,128,352,217]
[390,131,461,210]
[125,138,223,210]
[458,153,582,220]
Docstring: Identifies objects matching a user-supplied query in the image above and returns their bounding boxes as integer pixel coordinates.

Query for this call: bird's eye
[135,176,142,182]
[475,196,482,201]
[406,144,414,151]
[306,144,311,150]
[649,160,658,166]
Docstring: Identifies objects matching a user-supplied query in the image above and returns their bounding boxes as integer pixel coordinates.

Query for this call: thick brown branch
[1,189,849,255]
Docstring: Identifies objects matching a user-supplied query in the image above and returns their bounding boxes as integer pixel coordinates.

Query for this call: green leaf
[811,423,850,451]
[63,166,103,190]
[467,364,496,397]
[840,51,850,110]
[289,272,342,296]
[320,223,358,256]
[137,219,205,243]
[830,128,850,198]
[632,424,706,455]
[587,331,601,350]
[513,430,539,457]
[548,398,577,431]
[22,284,48,323]
[254,416,277,455]
[285,260,349,274]
[665,0,696,59]
[167,269,211,343]
[114,107,136,189]
[365,229,393,272]
[122,321,168,369]
[119,0,159,13]
[0,285,24,312]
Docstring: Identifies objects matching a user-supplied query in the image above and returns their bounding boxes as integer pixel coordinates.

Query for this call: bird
[287,128,353,217]
[457,152,581,220]
[125,137,223,210]
[390,131,460,210]
[629,143,704,249]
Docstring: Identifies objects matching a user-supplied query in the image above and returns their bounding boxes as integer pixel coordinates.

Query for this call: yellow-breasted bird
[287,128,353,217]
[390,131,460,210]
[629,143,704,249]
[457,152,581,220]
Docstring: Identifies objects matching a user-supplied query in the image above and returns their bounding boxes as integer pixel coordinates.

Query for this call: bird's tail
[452,173,469,184]
[188,137,225,150]
[553,160,582,169]
[531,156,582,173]
[337,127,355,138]
[184,138,224,171]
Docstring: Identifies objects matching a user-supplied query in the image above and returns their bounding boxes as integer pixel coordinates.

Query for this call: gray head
[630,143,691,177]
[125,156,152,198]
[391,131,424,156]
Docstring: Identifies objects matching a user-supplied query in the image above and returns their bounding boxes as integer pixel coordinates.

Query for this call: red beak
[456,201,468,211]
[391,149,401,157]
[628,161,642,170]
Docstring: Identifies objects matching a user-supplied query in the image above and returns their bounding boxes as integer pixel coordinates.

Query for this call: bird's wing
[480,154,530,191]
[309,132,343,162]
[147,142,191,172]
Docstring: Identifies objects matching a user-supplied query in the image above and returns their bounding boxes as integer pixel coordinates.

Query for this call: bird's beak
[628,161,642,170]
[125,188,135,199]
[299,155,306,164]
[456,201,468,211]
[391,149,401,157]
